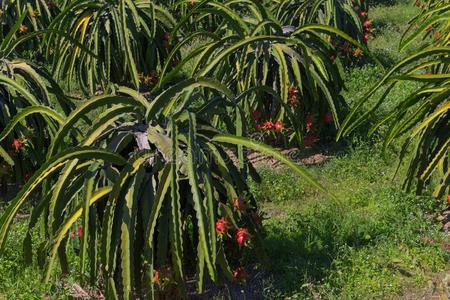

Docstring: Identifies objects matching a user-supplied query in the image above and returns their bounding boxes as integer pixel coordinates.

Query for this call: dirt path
[398,271,450,300]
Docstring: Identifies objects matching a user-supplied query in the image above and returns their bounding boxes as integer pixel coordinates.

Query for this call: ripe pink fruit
[363,34,369,42]
[77,225,83,239]
[264,121,274,131]
[12,139,24,152]
[363,20,372,28]
[215,218,230,235]
[153,270,160,285]
[232,266,248,282]
[288,86,298,97]
[235,228,251,247]
[274,120,283,131]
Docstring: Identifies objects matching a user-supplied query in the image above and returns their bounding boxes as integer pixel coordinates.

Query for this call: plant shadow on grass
[260,202,378,297]
[250,147,449,299]
[259,193,448,298]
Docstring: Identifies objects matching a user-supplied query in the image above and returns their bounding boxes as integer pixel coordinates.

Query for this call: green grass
[251,144,449,299]
[0,220,77,299]
[369,3,421,65]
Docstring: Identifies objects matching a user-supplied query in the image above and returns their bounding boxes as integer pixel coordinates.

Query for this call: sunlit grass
[252,144,449,299]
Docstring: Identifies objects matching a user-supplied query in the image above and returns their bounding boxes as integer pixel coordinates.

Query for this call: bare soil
[397,271,450,300]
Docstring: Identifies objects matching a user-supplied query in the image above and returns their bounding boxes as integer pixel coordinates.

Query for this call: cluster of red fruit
[360,11,372,43]
[303,113,333,147]
[253,111,283,132]
[12,139,24,152]
[69,225,83,239]
[425,25,442,40]
[304,114,318,147]
[251,93,335,147]
[152,265,172,287]
[330,6,372,61]
[216,218,251,248]
[351,0,372,43]
[257,120,283,132]
[214,197,262,283]
[215,197,252,246]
